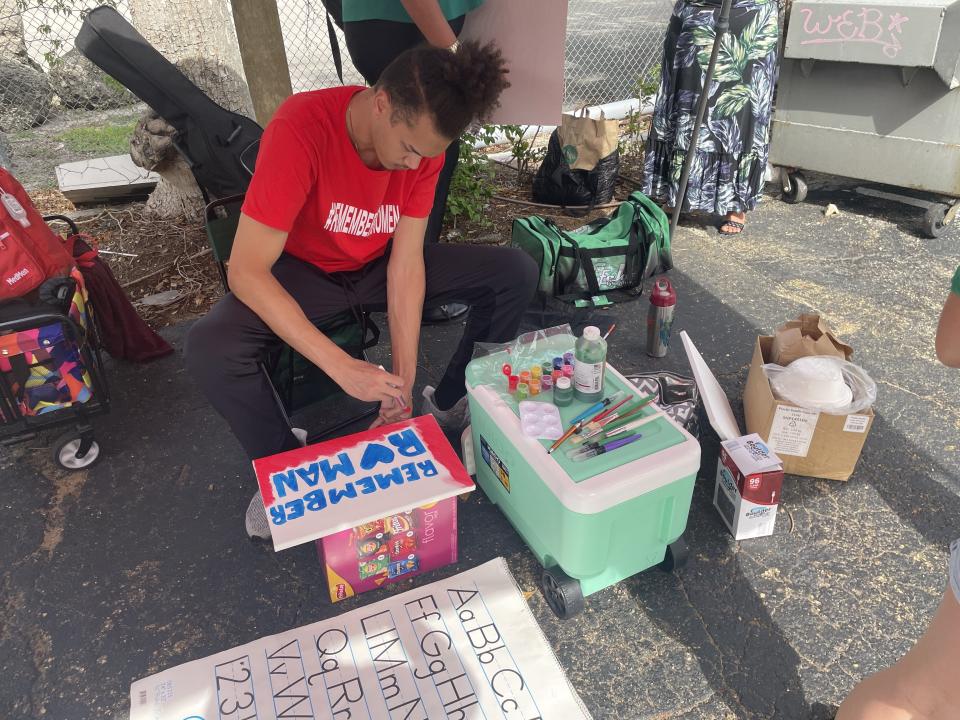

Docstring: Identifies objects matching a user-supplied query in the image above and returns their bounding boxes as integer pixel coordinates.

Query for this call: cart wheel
[541,567,584,620]
[658,537,689,573]
[922,204,949,238]
[52,431,100,470]
[782,172,808,204]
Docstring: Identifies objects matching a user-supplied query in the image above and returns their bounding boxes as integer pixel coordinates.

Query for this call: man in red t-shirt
[185,42,537,537]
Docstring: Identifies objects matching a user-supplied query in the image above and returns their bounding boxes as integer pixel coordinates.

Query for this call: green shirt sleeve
[344,0,485,23]
[952,266,960,295]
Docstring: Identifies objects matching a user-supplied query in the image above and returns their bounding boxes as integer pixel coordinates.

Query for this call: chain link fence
[0,0,670,174]
[279,0,672,105]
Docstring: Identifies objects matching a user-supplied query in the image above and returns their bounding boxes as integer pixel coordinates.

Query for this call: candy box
[252,415,475,602]
[321,499,458,602]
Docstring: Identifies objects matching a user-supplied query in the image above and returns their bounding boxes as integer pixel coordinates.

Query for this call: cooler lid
[680,331,741,442]
[252,415,475,551]
[467,364,702,515]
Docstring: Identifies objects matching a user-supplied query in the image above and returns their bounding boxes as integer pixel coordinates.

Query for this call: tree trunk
[127,0,255,219]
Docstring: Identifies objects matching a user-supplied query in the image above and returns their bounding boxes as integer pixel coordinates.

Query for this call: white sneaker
[245,490,272,540]
[421,385,470,432]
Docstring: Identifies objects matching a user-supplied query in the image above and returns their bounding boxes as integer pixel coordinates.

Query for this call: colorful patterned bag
[0,268,94,419]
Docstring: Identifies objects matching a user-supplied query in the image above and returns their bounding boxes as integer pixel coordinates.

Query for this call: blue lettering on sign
[356,476,377,494]
[329,483,358,504]
[295,463,321,487]
[374,466,405,490]
[272,470,299,499]
[321,453,354,483]
[267,429,439,525]
[304,489,327,511]
[286,499,305,521]
[389,429,427,457]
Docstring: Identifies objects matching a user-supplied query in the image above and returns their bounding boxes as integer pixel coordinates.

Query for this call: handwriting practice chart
[130,559,592,720]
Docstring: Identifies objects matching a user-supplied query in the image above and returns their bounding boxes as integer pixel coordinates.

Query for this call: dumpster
[770,0,960,236]
[464,330,701,619]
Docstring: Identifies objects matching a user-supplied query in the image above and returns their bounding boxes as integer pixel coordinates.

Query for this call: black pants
[185,244,538,460]
[343,16,466,246]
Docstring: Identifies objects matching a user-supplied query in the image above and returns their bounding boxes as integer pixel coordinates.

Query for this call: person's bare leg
[837,587,960,720]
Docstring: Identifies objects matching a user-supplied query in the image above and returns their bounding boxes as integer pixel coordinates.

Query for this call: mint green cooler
[465,333,700,619]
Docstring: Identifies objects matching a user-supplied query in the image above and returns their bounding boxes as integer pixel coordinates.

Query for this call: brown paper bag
[770,313,853,365]
[559,108,619,171]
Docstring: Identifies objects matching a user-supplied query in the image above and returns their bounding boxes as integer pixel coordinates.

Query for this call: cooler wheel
[541,566,584,620]
[658,537,689,573]
[52,430,101,470]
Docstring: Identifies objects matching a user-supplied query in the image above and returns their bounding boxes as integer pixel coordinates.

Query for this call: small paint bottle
[541,374,553,391]
[563,352,574,366]
[529,379,541,396]
[508,375,519,393]
[554,376,573,406]
[519,370,531,386]
[517,382,529,400]
[541,361,553,377]
[553,357,564,372]
[531,365,542,380]
[562,365,574,378]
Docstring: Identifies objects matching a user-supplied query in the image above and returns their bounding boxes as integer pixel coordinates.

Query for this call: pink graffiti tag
[798,6,909,58]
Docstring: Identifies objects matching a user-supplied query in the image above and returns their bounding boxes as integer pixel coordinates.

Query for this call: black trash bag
[532,129,620,208]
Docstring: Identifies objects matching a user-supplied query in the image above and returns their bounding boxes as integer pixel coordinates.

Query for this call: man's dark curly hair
[376,40,510,140]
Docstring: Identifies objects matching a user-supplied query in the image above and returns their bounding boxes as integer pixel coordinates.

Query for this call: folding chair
[204,194,380,443]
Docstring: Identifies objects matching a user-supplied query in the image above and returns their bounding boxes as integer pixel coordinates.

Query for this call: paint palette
[519,400,564,440]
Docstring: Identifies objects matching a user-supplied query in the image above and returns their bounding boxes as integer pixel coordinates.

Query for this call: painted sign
[253,415,474,551]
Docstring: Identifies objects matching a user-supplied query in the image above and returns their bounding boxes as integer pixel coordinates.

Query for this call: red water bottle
[646,277,676,357]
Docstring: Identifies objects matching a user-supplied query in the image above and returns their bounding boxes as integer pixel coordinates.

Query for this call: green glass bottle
[573,326,607,402]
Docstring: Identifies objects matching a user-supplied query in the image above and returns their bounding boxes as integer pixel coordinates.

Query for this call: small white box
[713,433,783,540]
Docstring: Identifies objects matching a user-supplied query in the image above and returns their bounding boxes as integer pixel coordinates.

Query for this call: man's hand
[370,397,414,429]
[331,359,407,405]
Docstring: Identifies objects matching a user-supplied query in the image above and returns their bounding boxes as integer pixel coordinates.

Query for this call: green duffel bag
[511,191,672,308]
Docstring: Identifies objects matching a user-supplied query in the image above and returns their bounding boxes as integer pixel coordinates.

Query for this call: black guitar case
[75,5,263,199]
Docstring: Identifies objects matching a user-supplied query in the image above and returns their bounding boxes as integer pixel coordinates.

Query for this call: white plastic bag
[763,356,876,414]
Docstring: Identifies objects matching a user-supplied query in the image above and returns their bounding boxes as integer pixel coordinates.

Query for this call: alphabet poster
[253,416,475,552]
[130,558,592,720]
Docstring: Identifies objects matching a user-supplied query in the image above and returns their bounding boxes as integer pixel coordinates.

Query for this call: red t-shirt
[242,86,443,272]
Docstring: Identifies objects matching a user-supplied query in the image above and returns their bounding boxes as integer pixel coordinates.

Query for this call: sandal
[718,219,745,235]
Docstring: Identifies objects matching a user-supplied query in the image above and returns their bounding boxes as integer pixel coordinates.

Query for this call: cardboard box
[318,499,459,602]
[744,335,874,481]
[714,433,783,540]
[252,415,475,600]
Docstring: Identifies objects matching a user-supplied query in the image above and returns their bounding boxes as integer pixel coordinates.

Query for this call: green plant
[56,122,136,155]
[637,65,662,101]
[618,67,662,163]
[500,124,545,188]
[445,125,498,230]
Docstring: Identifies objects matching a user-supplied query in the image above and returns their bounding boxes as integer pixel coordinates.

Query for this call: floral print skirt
[643,0,780,215]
